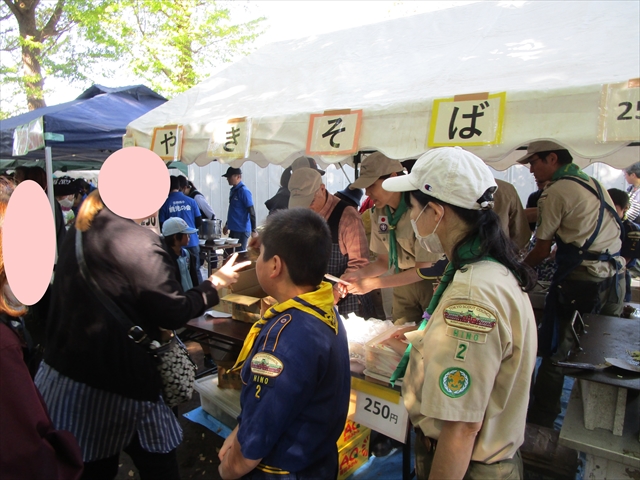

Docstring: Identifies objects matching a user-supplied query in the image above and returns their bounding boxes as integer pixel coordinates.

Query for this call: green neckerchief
[385,195,409,273]
[389,236,496,386]
[230,281,337,373]
[552,163,589,182]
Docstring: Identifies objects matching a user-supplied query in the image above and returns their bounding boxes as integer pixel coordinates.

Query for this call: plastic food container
[364,326,406,378]
[193,374,241,428]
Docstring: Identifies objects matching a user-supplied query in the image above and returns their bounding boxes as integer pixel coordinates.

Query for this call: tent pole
[45,147,55,215]
[45,146,57,264]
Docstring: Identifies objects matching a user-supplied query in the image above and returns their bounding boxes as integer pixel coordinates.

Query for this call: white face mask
[58,196,74,209]
[410,204,445,253]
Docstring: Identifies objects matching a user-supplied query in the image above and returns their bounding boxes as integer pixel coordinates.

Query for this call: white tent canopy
[128,1,640,171]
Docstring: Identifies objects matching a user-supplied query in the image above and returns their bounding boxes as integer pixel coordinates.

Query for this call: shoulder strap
[327,200,348,243]
[558,176,624,249]
[75,229,150,345]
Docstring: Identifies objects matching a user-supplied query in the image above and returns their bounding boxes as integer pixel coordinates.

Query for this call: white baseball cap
[381,147,497,210]
[162,217,197,237]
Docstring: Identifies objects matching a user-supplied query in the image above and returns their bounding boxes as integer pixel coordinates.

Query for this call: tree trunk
[12,0,47,110]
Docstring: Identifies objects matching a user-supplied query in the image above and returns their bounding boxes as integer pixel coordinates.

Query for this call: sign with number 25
[598,79,640,142]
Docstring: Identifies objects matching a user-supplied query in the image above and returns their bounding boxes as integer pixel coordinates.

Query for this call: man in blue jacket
[159,175,203,283]
[222,167,257,251]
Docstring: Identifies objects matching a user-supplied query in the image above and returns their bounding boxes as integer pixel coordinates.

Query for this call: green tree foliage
[1,0,264,116]
[91,0,265,96]
[1,0,120,113]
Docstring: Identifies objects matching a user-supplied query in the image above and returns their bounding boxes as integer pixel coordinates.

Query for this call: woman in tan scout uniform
[342,152,441,325]
[383,147,537,480]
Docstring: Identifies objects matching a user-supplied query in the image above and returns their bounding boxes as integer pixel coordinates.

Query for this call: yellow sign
[207,117,252,159]
[428,92,506,147]
[307,109,362,155]
[598,79,640,142]
[151,125,183,161]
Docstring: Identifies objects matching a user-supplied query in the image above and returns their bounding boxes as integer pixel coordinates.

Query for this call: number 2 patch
[455,341,469,362]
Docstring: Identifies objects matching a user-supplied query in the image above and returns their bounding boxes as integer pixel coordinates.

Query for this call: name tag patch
[446,326,487,344]
[250,353,284,377]
[252,373,275,387]
[443,303,496,332]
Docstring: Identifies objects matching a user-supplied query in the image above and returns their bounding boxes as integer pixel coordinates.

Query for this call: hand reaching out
[209,253,251,290]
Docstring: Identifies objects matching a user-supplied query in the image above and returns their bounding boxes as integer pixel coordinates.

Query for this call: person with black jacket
[0,182,84,480]
[34,190,249,480]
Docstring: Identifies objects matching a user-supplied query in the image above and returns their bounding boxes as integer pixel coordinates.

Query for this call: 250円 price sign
[351,377,409,443]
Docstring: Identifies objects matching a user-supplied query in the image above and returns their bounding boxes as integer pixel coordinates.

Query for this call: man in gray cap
[341,152,442,325]
[520,141,624,428]
[288,168,370,317]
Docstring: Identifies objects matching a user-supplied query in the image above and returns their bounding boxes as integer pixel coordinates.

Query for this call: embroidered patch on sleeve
[250,353,284,377]
[439,367,471,398]
[443,304,496,332]
[445,326,488,344]
[454,341,469,362]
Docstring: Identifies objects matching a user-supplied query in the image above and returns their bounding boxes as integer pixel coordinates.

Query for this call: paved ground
[116,341,226,480]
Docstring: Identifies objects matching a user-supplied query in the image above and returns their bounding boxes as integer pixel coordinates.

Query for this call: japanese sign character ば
[448,101,490,140]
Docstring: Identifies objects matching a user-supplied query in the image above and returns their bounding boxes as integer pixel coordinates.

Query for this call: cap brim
[289,194,314,209]
[381,174,417,193]
[517,153,535,165]
[350,175,378,189]
[183,227,197,234]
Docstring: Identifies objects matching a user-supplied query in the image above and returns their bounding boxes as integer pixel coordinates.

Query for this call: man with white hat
[341,152,442,326]
[288,168,370,317]
[520,140,624,428]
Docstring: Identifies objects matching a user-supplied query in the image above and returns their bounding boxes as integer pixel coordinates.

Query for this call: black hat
[335,185,364,208]
[53,176,80,196]
[291,156,325,176]
[222,167,242,177]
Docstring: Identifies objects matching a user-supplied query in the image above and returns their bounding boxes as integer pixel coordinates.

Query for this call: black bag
[75,230,196,408]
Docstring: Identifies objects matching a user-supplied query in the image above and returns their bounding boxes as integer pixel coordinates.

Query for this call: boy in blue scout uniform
[218,208,351,479]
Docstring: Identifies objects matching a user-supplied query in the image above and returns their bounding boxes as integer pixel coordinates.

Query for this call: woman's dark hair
[408,190,537,291]
[607,188,629,210]
[261,208,331,287]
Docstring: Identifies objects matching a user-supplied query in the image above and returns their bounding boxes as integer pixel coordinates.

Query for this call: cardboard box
[337,419,370,450]
[221,267,276,323]
[216,360,243,390]
[338,429,370,480]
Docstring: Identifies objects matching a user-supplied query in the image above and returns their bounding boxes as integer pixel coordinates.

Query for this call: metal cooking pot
[199,219,222,239]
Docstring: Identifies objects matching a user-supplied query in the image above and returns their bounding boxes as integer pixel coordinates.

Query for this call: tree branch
[41,0,65,38]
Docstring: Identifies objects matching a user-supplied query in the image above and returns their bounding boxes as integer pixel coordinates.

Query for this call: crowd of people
[1,146,639,479]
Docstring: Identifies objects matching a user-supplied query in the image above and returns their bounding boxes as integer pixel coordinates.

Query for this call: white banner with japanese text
[428,92,506,147]
[307,109,362,155]
[151,125,184,161]
[207,117,252,159]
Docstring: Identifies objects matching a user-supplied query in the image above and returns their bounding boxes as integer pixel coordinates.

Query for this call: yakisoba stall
[127,1,640,478]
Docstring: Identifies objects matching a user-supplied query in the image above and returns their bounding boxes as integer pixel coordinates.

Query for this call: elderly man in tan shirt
[289,168,371,316]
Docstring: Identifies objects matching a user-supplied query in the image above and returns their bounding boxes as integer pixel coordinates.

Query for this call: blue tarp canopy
[0,85,166,166]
